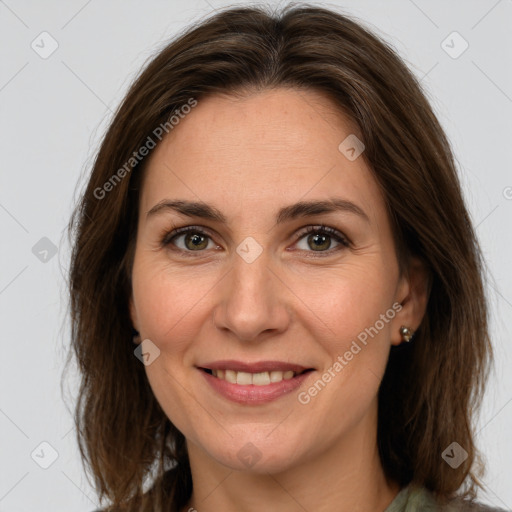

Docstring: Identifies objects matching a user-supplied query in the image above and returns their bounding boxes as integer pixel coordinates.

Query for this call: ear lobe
[391,256,431,345]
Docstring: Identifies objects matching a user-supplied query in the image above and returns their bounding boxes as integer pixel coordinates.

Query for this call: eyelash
[160,224,350,257]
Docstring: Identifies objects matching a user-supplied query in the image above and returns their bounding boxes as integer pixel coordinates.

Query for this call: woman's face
[130,87,421,473]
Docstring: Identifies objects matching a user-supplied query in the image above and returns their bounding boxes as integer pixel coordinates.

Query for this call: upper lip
[197,360,312,373]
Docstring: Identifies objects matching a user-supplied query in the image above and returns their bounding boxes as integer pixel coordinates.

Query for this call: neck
[181,403,400,512]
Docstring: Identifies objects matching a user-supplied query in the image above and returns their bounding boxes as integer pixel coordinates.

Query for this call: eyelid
[292,224,350,247]
[160,224,351,255]
[160,224,216,246]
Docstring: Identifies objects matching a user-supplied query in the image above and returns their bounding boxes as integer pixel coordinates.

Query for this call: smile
[201,368,310,385]
[197,361,315,404]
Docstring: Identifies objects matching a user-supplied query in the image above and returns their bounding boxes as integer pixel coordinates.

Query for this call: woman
[67,4,507,512]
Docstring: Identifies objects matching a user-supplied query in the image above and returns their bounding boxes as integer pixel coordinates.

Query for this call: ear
[390,256,431,346]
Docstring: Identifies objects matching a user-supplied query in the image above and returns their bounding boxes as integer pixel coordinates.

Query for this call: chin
[198,427,308,474]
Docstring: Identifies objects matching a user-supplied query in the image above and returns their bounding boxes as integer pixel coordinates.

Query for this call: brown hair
[65,3,493,511]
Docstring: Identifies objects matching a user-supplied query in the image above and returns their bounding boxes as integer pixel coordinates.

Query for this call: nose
[212,246,291,342]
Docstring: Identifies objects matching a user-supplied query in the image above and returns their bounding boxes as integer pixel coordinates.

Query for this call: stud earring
[399,325,415,342]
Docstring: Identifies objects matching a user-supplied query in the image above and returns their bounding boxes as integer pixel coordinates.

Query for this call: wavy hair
[65,3,493,511]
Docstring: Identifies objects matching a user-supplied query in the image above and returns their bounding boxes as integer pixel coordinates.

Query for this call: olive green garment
[384,484,510,512]
[90,485,511,512]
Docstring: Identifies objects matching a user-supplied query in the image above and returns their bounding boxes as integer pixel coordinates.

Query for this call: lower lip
[199,369,313,405]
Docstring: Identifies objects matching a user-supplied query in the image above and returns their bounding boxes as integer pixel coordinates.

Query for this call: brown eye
[307,232,331,251]
[162,227,215,252]
[294,225,350,254]
[183,232,209,251]
[161,224,349,257]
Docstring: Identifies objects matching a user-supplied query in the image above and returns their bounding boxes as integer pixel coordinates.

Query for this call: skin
[129,87,429,512]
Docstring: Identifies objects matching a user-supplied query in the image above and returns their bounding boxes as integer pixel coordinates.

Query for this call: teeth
[253,372,270,386]
[224,369,237,384]
[211,369,298,385]
[236,371,253,385]
[270,370,283,383]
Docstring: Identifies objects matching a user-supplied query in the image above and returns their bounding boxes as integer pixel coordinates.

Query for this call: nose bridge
[231,243,272,301]
[214,240,289,340]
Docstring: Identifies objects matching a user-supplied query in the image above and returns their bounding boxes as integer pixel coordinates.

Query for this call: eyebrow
[146,197,370,225]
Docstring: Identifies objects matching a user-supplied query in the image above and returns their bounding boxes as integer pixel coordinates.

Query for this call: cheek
[143,359,208,448]
[294,259,397,419]
[131,260,208,434]
[131,258,213,349]
[291,258,397,351]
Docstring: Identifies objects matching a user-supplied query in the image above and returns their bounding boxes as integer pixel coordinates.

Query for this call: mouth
[196,360,315,404]
[198,367,314,385]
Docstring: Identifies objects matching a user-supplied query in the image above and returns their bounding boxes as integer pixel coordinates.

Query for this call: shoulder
[390,485,511,512]
[445,496,510,512]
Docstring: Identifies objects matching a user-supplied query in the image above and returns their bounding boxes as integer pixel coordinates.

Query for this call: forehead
[139,88,383,224]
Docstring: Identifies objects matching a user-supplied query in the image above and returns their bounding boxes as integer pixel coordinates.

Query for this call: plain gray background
[0,0,511,510]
